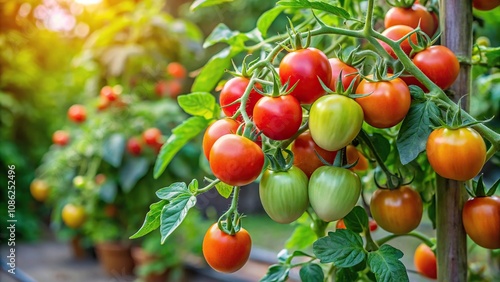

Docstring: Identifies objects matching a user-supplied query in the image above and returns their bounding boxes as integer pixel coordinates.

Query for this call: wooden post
[436,0,472,281]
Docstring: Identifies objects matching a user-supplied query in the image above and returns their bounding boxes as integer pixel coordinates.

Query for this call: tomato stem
[218,186,241,235]
[376,231,434,247]
[196,178,220,194]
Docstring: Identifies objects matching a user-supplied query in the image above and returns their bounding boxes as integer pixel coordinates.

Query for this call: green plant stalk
[376,231,434,247]
[306,207,328,238]
[196,179,220,194]
[218,186,240,235]
[363,227,379,252]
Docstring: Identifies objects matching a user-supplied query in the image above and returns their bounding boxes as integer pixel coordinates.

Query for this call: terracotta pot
[131,247,170,282]
[95,242,135,276]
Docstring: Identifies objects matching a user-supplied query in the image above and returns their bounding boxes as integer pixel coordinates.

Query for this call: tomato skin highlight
[202,223,252,273]
[412,46,460,90]
[462,196,500,249]
[355,76,411,128]
[219,77,262,120]
[379,25,418,59]
[291,131,337,178]
[202,118,240,160]
[426,127,486,181]
[384,4,435,36]
[253,95,302,140]
[309,166,361,222]
[370,186,423,234]
[309,94,364,151]
[259,166,309,224]
[414,243,437,279]
[328,58,359,90]
[279,48,332,104]
[209,134,265,186]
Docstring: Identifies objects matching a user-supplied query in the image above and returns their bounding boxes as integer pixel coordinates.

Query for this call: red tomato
[209,134,264,186]
[253,95,302,140]
[430,10,439,35]
[463,196,500,249]
[426,127,486,181]
[473,0,500,11]
[279,48,332,104]
[97,96,110,111]
[412,46,460,90]
[202,118,241,160]
[414,243,437,279]
[336,219,346,230]
[220,77,262,121]
[100,85,118,102]
[336,218,377,231]
[291,131,337,178]
[328,58,359,90]
[67,104,87,123]
[154,80,168,97]
[355,75,411,128]
[385,4,436,36]
[400,73,427,92]
[166,62,187,79]
[142,128,163,147]
[127,137,143,156]
[202,223,251,273]
[346,145,369,172]
[52,130,70,146]
[379,25,418,59]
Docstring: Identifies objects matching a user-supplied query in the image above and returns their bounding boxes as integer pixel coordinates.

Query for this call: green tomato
[73,176,86,189]
[309,166,361,222]
[309,94,364,151]
[259,166,309,224]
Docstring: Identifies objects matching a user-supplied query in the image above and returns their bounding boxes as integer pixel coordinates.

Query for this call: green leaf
[190,0,233,11]
[371,133,391,162]
[156,182,189,200]
[102,133,125,167]
[299,263,324,282]
[257,6,286,37]
[119,157,149,193]
[129,200,168,239]
[204,23,250,49]
[177,92,219,120]
[367,244,409,282]
[397,100,441,165]
[409,85,425,100]
[485,47,500,67]
[344,206,369,233]
[285,224,317,250]
[313,230,366,267]
[154,117,209,178]
[188,179,199,194]
[277,0,350,19]
[260,264,290,282]
[160,194,197,243]
[192,47,236,92]
[99,180,117,203]
[336,268,359,281]
[215,181,233,198]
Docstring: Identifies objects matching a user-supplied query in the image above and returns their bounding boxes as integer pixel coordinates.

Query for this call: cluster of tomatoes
[154,62,187,99]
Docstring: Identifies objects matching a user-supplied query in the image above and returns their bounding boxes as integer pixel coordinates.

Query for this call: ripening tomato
[209,134,264,186]
[95,174,107,185]
[279,48,332,104]
[414,243,437,279]
[385,4,436,36]
[336,218,378,231]
[202,118,241,160]
[202,223,251,273]
[30,179,50,202]
[142,128,163,147]
[127,137,143,156]
[220,77,262,120]
[100,85,118,102]
[473,0,500,11]
[426,127,486,181]
[463,196,500,249]
[355,75,411,128]
[62,203,86,229]
[379,25,418,59]
[52,130,70,146]
[259,166,309,224]
[97,96,110,111]
[346,145,369,172]
[166,62,187,79]
[68,104,87,123]
[328,58,359,90]
[291,131,337,178]
[309,166,361,222]
[253,95,302,140]
[370,186,423,234]
[309,94,364,151]
[412,46,460,90]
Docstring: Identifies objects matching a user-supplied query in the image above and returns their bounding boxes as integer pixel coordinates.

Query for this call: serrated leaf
[192,47,236,92]
[313,230,366,267]
[204,23,250,49]
[299,263,324,282]
[397,100,441,165]
[367,245,409,282]
[102,133,125,167]
[215,181,233,198]
[119,157,149,193]
[178,92,219,120]
[257,6,286,37]
[156,182,189,200]
[99,180,117,203]
[277,0,350,19]
[344,206,369,233]
[154,117,209,178]
[129,200,168,239]
[160,194,197,243]
[371,133,391,162]
[285,224,318,250]
[260,264,290,282]
[190,0,233,11]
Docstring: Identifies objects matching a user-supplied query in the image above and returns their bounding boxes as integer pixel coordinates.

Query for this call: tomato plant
[202,118,241,160]
[328,58,359,90]
[202,223,251,273]
[414,243,437,279]
[219,77,262,120]
[385,3,435,37]
[253,95,303,140]
[378,25,418,58]
[67,104,87,123]
[291,131,337,178]
[412,45,460,90]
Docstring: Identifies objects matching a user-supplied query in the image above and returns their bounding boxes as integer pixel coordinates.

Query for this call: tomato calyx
[217,186,243,236]
[465,174,500,198]
[386,0,417,9]
[358,59,404,84]
[281,20,311,52]
[265,147,294,172]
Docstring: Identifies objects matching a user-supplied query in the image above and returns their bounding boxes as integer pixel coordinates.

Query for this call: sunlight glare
[75,0,102,5]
